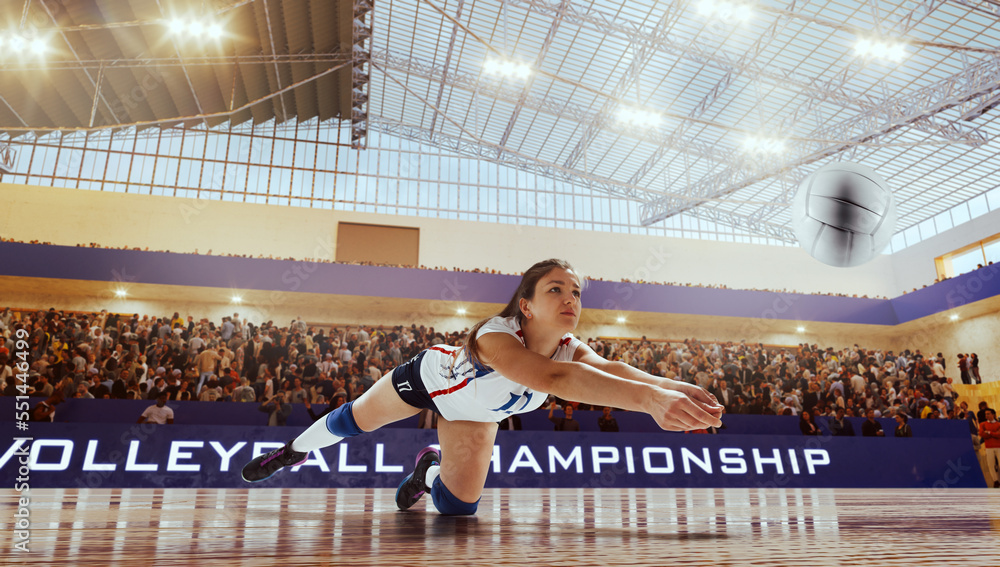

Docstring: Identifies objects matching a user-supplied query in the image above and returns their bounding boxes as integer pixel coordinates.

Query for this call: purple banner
[1,423,985,490]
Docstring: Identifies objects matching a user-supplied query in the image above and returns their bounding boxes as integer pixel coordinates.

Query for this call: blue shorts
[391,351,439,414]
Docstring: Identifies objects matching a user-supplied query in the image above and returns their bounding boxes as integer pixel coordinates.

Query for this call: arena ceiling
[1,0,999,245]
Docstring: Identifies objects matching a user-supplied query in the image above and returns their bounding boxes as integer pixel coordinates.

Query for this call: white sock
[290,417,344,452]
[424,465,441,489]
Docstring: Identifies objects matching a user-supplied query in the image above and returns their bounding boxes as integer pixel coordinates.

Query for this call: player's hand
[645,388,723,431]
[664,381,724,417]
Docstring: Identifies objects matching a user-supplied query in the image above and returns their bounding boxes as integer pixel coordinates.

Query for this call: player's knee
[430,476,479,516]
[325,400,364,437]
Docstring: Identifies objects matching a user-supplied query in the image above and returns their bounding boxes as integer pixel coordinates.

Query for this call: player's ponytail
[463,258,577,368]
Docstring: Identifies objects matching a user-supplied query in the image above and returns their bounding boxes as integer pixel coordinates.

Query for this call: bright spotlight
[115,290,128,298]
[615,105,663,129]
[169,18,186,35]
[741,135,787,154]
[29,37,46,55]
[457,308,467,315]
[796,326,805,333]
[189,21,204,36]
[232,295,243,304]
[616,316,626,324]
[854,37,907,62]
[9,34,25,53]
[208,24,224,39]
[949,313,959,321]
[483,56,532,80]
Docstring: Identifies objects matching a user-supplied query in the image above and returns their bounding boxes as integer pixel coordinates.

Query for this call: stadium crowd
[1,307,991,437]
[5,237,993,298]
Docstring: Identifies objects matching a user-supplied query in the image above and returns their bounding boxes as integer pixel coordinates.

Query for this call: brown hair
[463,259,578,368]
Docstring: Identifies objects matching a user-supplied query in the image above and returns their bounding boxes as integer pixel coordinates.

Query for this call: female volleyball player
[241,259,724,515]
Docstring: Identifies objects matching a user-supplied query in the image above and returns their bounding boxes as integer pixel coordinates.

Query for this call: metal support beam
[947,0,1000,18]
[498,0,570,147]
[429,0,466,135]
[640,55,1000,226]
[88,65,104,128]
[509,0,981,148]
[373,49,731,164]
[368,114,796,240]
[0,141,16,173]
[351,0,374,149]
[0,54,352,72]
[561,0,688,169]
[261,0,290,123]
[38,0,123,125]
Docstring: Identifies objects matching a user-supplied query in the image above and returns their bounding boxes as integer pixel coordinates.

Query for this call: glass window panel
[968,195,989,218]
[152,157,175,189]
[951,248,984,276]
[987,187,1000,211]
[890,232,905,252]
[114,152,130,181]
[290,171,308,198]
[950,203,970,226]
[918,218,936,240]
[903,225,920,247]
[934,210,953,232]
[984,240,1000,265]
[227,163,247,193]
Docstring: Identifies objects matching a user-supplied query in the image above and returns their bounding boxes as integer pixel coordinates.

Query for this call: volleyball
[790,161,897,268]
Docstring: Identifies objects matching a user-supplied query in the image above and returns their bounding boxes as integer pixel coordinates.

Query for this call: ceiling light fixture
[741,135,787,154]
[615,105,663,128]
[483,56,532,80]
[854,37,908,62]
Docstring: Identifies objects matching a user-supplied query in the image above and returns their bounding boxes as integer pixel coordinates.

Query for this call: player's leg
[241,370,419,482]
[397,418,498,514]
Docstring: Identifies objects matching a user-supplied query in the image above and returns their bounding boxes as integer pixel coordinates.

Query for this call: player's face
[530,268,582,332]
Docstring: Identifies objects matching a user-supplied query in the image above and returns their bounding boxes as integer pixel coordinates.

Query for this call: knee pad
[325,400,364,438]
[430,476,479,516]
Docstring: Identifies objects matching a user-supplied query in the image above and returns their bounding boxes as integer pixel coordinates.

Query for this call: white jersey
[419,316,582,422]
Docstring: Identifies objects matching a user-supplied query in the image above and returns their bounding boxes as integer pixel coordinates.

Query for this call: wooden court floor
[3,488,999,566]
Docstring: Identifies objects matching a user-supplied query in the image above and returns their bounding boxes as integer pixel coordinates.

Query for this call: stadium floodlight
[169,18,186,35]
[167,17,224,41]
[696,0,754,23]
[8,34,25,53]
[741,135,787,154]
[30,38,46,55]
[615,105,664,129]
[483,56,532,81]
[854,37,908,62]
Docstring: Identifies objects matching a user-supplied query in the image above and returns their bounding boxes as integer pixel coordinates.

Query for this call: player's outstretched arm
[479,334,722,431]
[572,343,723,417]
